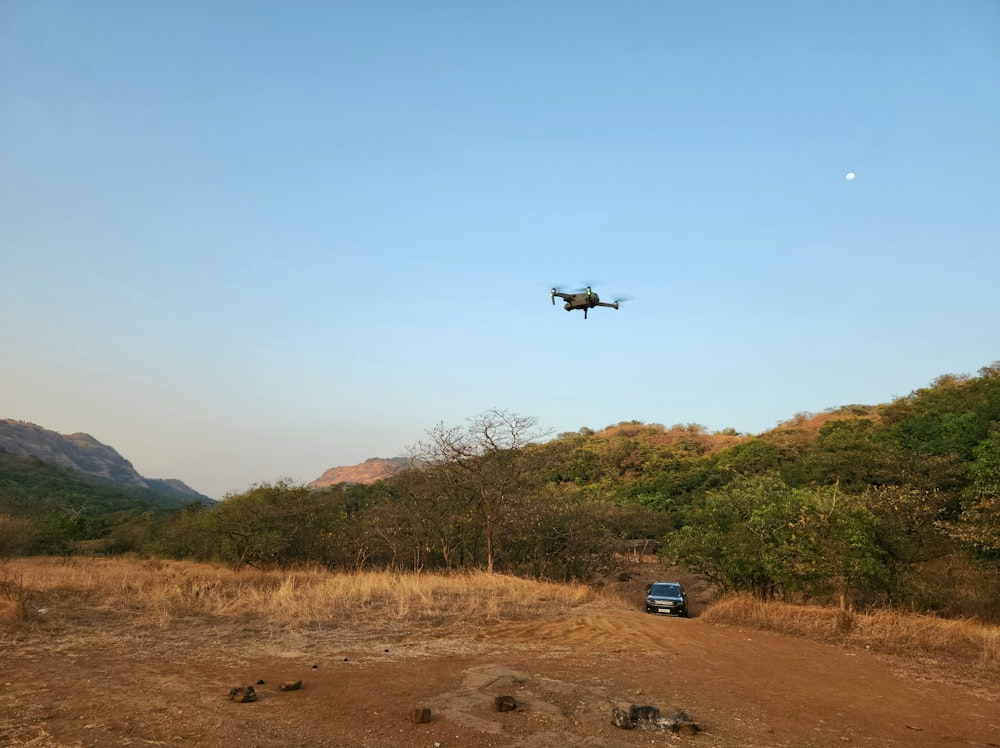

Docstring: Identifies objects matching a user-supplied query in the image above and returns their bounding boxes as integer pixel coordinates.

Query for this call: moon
[845,172,856,181]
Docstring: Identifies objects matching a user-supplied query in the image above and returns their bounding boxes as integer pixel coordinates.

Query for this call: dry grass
[7,556,997,683]
[0,556,610,632]
[0,568,34,623]
[703,593,1000,668]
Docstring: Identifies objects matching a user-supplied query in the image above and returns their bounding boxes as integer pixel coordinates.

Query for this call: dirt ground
[2,571,999,748]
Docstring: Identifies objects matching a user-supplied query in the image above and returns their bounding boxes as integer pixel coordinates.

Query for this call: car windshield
[650,583,681,597]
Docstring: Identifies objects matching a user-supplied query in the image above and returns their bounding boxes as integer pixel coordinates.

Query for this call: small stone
[612,707,634,729]
[677,720,700,735]
[228,685,257,703]
[280,680,302,691]
[630,704,660,724]
[495,695,517,712]
[410,707,432,724]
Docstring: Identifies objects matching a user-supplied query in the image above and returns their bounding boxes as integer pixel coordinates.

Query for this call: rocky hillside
[309,457,410,487]
[0,419,209,501]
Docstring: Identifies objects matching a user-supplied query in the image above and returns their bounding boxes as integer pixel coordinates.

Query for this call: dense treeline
[4,364,1000,620]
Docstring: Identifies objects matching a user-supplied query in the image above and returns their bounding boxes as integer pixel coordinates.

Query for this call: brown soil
[2,570,998,748]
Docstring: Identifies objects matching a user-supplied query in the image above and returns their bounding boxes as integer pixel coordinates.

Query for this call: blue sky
[2,1,998,498]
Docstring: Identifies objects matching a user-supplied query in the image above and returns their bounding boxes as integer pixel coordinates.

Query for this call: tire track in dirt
[480,608,708,657]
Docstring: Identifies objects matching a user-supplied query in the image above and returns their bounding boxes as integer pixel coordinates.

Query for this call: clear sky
[2,1,998,499]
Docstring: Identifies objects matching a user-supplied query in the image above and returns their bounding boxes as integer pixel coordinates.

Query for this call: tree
[211,479,340,570]
[500,486,617,580]
[966,425,1000,501]
[664,474,885,605]
[797,419,898,490]
[782,485,886,609]
[409,409,549,573]
[379,460,476,570]
[882,369,1000,459]
[663,474,790,598]
[149,502,217,561]
[940,425,1000,555]
[714,438,784,478]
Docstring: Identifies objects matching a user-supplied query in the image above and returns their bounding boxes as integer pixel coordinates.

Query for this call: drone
[550,286,622,319]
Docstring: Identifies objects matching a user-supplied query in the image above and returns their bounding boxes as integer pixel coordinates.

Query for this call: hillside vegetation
[4,363,1000,621]
[0,450,201,557]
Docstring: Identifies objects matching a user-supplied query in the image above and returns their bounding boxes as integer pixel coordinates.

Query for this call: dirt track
[3,600,999,748]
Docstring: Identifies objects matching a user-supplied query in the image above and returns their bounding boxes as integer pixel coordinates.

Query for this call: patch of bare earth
[2,564,998,748]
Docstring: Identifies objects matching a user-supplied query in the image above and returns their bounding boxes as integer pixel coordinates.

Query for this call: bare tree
[410,409,550,573]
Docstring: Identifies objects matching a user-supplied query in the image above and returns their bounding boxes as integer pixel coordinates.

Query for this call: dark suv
[645,581,688,617]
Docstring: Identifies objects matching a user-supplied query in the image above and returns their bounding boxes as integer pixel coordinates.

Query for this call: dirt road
[3,603,998,747]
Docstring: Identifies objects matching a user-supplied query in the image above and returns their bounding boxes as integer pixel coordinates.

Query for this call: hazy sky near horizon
[2,1,998,498]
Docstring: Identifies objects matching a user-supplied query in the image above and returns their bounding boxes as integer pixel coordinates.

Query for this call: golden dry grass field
[2,557,999,747]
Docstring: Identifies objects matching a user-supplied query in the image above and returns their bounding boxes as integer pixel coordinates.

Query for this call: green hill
[0,449,209,556]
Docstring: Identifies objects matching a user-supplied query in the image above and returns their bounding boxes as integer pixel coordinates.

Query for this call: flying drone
[550,286,623,319]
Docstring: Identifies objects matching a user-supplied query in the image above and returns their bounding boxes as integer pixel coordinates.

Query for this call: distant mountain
[309,457,412,487]
[0,419,212,505]
[145,478,211,499]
